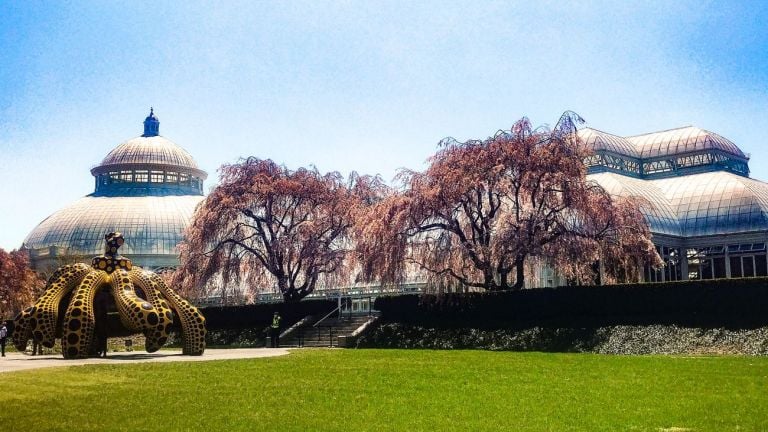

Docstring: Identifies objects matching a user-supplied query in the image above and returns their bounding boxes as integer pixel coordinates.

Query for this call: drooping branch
[356,113,660,292]
[176,158,385,302]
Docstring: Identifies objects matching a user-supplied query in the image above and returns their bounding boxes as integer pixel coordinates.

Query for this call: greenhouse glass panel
[730,256,742,277]
[713,257,726,279]
[743,256,755,277]
[756,255,767,277]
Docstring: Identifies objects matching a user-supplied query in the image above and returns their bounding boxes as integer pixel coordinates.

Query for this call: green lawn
[1,350,766,431]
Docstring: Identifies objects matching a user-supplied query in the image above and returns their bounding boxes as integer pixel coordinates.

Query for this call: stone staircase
[281,315,375,348]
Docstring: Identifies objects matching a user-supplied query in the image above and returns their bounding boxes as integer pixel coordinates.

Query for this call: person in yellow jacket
[270,312,282,348]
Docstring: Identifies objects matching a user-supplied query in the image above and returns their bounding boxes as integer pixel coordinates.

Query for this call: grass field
[1,349,766,431]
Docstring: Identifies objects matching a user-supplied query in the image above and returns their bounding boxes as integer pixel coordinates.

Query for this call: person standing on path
[270,312,282,348]
[0,322,8,357]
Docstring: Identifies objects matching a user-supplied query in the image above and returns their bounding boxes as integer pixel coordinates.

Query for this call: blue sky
[1,1,767,250]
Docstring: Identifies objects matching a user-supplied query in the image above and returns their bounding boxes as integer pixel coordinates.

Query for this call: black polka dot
[147,312,159,325]
[69,319,81,331]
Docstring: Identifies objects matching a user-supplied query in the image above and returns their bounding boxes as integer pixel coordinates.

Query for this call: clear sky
[1,1,767,250]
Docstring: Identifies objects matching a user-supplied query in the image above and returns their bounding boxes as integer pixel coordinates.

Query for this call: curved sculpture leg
[128,268,173,352]
[12,263,90,351]
[61,270,107,359]
[110,269,166,352]
[12,307,35,352]
[148,272,206,355]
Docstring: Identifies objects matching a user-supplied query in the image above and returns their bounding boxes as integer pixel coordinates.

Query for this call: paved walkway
[0,348,291,374]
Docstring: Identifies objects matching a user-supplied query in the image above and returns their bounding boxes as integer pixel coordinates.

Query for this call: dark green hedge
[101,299,336,335]
[374,278,768,329]
[200,299,336,331]
[8,299,336,340]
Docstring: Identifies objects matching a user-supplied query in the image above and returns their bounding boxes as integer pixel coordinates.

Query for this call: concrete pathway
[0,348,291,374]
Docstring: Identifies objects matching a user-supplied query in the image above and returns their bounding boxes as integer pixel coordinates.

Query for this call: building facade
[580,126,768,284]
[23,110,207,275]
[22,115,768,290]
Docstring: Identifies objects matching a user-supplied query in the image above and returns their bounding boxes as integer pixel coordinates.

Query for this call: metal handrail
[296,326,336,347]
[315,326,336,347]
[313,306,340,328]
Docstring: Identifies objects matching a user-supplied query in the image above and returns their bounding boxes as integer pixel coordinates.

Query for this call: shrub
[374,278,768,328]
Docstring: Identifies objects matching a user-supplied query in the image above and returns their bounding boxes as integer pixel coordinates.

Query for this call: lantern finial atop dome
[142,107,160,137]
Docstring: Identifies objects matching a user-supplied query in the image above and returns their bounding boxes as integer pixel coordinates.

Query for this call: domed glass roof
[590,171,768,238]
[583,125,750,179]
[89,110,207,196]
[627,126,746,159]
[588,172,681,236]
[653,171,768,237]
[579,128,640,158]
[25,110,207,270]
[97,135,202,171]
[24,195,204,257]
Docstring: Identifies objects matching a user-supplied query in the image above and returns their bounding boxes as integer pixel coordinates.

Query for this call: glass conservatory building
[579,126,768,283]
[23,110,207,275]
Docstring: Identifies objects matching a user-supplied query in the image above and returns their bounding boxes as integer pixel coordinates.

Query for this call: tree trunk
[282,289,304,303]
[483,266,495,291]
[499,267,510,290]
[278,275,304,303]
[512,256,525,290]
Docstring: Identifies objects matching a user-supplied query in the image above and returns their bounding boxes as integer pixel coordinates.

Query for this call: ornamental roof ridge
[624,125,696,139]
